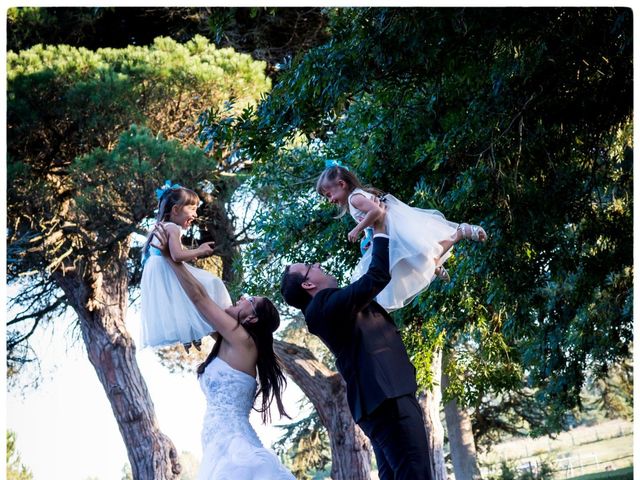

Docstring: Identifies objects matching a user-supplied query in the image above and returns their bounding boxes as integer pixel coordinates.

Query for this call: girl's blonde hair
[142,186,200,261]
[315,165,383,218]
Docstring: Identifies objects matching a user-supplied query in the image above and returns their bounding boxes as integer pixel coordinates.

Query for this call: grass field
[479,420,633,479]
[570,466,633,480]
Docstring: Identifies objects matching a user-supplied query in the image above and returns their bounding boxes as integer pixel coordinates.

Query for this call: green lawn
[570,466,633,480]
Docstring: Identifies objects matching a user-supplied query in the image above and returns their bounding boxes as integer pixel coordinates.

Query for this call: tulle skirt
[351,194,458,311]
[140,255,232,348]
[198,434,295,480]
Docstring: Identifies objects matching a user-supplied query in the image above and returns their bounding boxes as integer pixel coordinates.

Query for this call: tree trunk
[274,340,372,480]
[197,177,242,284]
[55,252,181,480]
[442,351,481,480]
[418,348,448,480]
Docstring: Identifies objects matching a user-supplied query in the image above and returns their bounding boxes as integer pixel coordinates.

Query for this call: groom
[280,210,433,480]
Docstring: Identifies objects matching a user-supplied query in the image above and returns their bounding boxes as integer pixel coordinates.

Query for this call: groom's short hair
[280,266,311,312]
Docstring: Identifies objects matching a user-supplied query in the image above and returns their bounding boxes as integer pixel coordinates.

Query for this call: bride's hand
[150,224,170,256]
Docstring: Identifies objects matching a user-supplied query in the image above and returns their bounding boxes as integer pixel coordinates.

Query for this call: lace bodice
[199,357,262,448]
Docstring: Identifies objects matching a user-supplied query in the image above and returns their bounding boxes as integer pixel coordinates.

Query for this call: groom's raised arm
[324,234,391,316]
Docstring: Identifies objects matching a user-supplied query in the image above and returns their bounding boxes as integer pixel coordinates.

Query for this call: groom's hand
[372,201,387,236]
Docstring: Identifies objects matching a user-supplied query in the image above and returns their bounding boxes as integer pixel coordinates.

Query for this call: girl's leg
[433,230,459,282]
[438,229,461,258]
[457,223,487,242]
[438,223,487,254]
[434,223,487,277]
[434,265,450,282]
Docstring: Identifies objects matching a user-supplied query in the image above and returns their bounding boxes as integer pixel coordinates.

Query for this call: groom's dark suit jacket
[303,236,418,422]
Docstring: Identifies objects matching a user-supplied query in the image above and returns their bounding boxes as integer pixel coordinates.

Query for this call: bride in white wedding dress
[151,225,295,480]
[197,355,294,479]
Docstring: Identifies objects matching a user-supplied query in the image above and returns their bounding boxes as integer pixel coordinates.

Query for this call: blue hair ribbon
[325,159,349,170]
[155,180,182,201]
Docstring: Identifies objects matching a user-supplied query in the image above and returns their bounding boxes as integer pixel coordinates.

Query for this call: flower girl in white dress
[140,182,232,349]
[316,163,487,311]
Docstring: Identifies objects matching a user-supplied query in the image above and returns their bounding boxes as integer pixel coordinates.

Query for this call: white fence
[479,419,633,479]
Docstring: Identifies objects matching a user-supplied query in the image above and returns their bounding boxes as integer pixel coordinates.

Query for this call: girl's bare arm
[347,194,385,242]
[164,223,214,263]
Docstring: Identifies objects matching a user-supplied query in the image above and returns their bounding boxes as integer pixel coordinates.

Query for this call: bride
[152,225,295,480]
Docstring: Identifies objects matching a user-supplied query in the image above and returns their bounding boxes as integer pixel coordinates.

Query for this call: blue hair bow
[325,159,349,170]
[155,180,182,200]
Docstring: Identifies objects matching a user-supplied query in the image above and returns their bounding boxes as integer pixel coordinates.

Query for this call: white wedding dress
[197,357,295,480]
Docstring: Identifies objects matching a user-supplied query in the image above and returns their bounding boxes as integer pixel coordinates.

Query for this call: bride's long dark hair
[197,297,289,423]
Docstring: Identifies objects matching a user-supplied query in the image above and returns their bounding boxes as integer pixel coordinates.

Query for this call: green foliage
[401,317,444,389]
[73,124,219,244]
[7,7,110,51]
[198,7,633,435]
[488,459,554,480]
[6,7,212,52]
[7,35,270,150]
[273,412,332,478]
[120,462,133,480]
[7,7,329,73]
[570,466,634,480]
[580,351,633,423]
[6,431,33,480]
[206,7,329,69]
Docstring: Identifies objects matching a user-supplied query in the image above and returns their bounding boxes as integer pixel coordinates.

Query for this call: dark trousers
[358,395,433,480]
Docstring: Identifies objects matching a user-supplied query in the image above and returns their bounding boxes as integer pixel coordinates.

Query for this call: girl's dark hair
[142,186,200,260]
[197,297,289,423]
[315,165,383,217]
[156,186,199,222]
